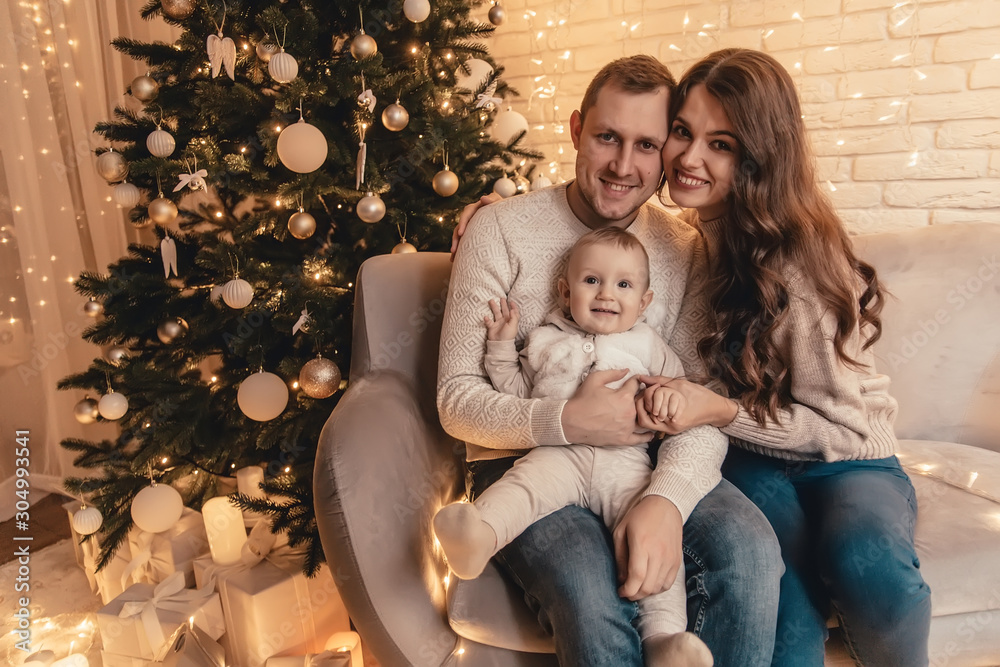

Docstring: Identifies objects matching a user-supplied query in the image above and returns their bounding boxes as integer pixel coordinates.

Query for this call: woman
[638,48,931,666]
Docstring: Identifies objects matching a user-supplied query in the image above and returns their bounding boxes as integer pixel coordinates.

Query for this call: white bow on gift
[207,32,236,80]
[118,571,216,657]
[475,81,502,109]
[174,168,208,192]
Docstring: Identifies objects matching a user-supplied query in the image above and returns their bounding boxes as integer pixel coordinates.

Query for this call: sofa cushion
[897,439,1000,618]
[447,439,1000,653]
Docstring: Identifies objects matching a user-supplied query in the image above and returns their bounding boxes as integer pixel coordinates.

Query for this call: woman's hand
[635,376,739,434]
[450,193,502,262]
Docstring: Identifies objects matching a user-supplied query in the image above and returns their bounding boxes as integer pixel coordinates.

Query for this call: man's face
[566,83,670,230]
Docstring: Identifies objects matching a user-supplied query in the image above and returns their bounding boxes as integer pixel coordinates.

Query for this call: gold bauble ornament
[298,356,342,399]
[513,173,531,195]
[288,209,317,240]
[350,33,378,60]
[130,75,159,103]
[488,3,507,25]
[96,150,128,183]
[433,168,459,197]
[157,317,189,344]
[74,396,100,424]
[160,0,195,20]
[106,345,129,365]
[83,298,103,318]
[392,241,418,254]
[148,195,179,225]
[357,193,386,223]
[256,42,280,62]
[382,102,409,132]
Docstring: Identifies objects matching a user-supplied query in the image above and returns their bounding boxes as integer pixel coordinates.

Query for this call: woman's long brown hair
[674,49,885,424]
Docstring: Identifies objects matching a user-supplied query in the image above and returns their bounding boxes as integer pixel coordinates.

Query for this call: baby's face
[559,243,653,335]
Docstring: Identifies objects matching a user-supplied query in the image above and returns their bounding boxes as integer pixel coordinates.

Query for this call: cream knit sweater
[437,184,725,520]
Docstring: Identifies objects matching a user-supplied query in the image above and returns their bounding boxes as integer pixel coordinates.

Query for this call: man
[438,55,781,666]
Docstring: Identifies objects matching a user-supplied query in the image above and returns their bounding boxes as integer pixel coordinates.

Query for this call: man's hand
[561,369,653,447]
[485,297,520,341]
[450,193,502,261]
[613,495,684,601]
[636,375,738,435]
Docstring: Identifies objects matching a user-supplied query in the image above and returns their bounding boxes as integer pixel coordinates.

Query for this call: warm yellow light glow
[162,457,168,464]
[275,125,282,131]
[284,466,291,473]
[211,376,217,383]
[969,472,979,486]
[314,272,321,279]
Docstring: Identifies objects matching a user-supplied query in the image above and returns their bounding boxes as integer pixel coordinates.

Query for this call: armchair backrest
[855,223,1000,453]
[349,252,454,390]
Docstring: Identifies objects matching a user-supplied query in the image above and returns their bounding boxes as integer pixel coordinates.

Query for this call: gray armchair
[314,224,1000,667]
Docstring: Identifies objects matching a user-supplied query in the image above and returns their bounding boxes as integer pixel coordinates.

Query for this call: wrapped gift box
[92,540,134,605]
[265,652,350,667]
[97,573,225,660]
[193,553,349,667]
[159,623,226,667]
[127,508,209,588]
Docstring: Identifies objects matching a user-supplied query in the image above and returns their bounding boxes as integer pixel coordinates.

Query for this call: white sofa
[314,223,1000,667]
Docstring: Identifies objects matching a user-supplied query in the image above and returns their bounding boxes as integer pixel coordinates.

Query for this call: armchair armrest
[314,370,466,667]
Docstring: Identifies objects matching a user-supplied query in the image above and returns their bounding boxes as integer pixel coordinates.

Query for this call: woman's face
[661,84,740,221]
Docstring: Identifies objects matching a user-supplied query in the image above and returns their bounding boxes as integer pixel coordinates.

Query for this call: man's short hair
[567,227,651,288]
[579,55,676,120]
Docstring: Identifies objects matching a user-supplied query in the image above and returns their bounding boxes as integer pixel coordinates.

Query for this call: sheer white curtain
[0,1,177,518]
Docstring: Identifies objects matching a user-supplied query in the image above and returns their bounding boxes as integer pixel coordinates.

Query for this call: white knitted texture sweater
[437,184,726,520]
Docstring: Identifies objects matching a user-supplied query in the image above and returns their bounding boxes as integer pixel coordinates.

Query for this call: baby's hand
[485,297,520,341]
[651,385,686,424]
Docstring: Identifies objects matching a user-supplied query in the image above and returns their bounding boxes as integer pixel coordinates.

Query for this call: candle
[202,496,248,565]
[236,466,266,499]
[325,631,363,667]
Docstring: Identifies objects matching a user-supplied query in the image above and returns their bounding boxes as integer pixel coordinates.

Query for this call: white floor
[1,538,104,666]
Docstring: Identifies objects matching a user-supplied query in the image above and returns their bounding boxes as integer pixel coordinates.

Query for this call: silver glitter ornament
[160,0,195,20]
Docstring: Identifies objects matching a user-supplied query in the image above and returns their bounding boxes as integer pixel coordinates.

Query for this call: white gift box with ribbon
[89,540,134,605]
[96,571,225,660]
[193,521,350,667]
[125,508,209,588]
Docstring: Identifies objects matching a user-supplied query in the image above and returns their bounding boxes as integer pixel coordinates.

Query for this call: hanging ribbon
[355,125,368,190]
[292,306,311,335]
[357,88,376,112]
[161,237,178,278]
[475,81,502,109]
[117,571,217,657]
[174,169,208,191]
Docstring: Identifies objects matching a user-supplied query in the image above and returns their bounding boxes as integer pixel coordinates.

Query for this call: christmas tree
[58,0,538,575]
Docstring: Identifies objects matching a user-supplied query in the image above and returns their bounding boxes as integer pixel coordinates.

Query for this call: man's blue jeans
[469,458,782,666]
[722,448,932,667]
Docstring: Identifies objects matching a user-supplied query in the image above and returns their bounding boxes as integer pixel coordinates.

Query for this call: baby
[434,227,716,667]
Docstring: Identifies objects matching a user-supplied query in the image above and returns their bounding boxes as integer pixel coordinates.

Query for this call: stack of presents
[63,471,361,667]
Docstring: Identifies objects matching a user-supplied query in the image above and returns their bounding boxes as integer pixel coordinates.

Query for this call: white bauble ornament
[98,391,129,420]
[74,396,100,424]
[350,33,378,60]
[83,298,104,318]
[392,241,417,254]
[131,483,184,533]
[113,181,142,208]
[433,168,459,197]
[72,505,103,535]
[256,42,280,62]
[131,75,159,103]
[96,150,128,183]
[493,176,517,198]
[298,356,342,399]
[268,50,298,83]
[148,196,178,224]
[160,0,195,20]
[357,193,386,223]
[488,3,507,25]
[454,58,494,92]
[210,285,225,303]
[146,128,176,158]
[222,278,253,309]
[531,174,553,190]
[277,119,328,173]
[403,0,431,22]
[382,102,409,131]
[238,370,289,421]
[287,210,316,240]
[489,109,529,145]
[157,317,189,344]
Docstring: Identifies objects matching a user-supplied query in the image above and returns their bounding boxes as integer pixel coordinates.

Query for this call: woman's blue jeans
[722,448,932,667]
[469,457,782,666]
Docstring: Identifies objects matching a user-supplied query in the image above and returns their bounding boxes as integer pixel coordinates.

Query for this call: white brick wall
[481,0,1000,233]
